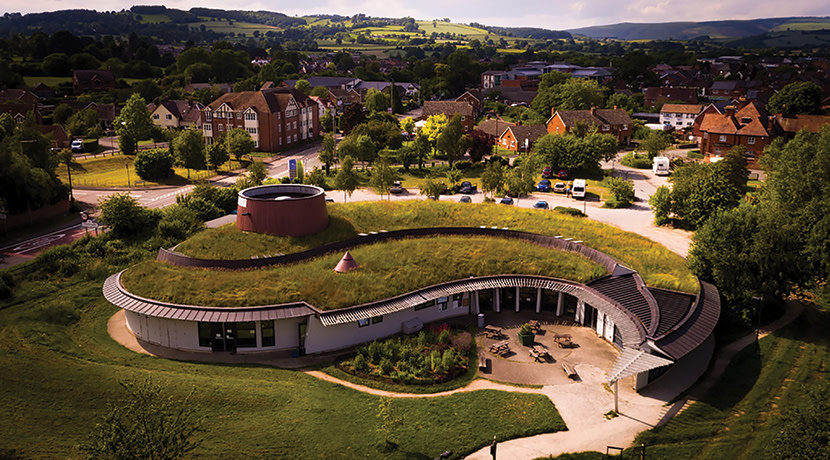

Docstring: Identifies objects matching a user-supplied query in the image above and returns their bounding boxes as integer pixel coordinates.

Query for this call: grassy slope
[123,235,607,309]
[0,277,565,459]
[175,200,698,293]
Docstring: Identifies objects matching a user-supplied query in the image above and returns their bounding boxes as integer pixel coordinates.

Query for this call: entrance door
[298,322,307,356]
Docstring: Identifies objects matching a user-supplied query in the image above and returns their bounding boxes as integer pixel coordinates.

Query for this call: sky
[3,0,830,31]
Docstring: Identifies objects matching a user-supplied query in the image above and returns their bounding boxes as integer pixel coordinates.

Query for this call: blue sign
[288,159,297,180]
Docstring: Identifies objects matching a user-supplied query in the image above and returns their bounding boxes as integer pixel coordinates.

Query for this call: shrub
[454,159,473,170]
[134,148,174,180]
[620,152,652,169]
[688,150,704,159]
[605,176,635,208]
[520,323,533,335]
[553,206,586,217]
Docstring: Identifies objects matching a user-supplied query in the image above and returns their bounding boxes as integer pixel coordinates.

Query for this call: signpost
[288,159,297,180]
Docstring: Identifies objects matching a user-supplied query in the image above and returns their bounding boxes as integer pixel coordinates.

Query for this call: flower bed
[338,324,473,385]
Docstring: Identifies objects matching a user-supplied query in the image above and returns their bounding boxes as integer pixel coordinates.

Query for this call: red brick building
[498,124,548,152]
[201,87,319,152]
[698,101,778,166]
[422,101,476,133]
[546,107,633,145]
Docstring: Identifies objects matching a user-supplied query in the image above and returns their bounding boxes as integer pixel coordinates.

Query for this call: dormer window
[741,117,751,124]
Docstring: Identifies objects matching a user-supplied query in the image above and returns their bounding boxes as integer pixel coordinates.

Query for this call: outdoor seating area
[554,333,574,348]
[528,319,542,333]
[529,345,552,362]
[484,325,505,339]
[488,340,511,356]
[561,360,578,379]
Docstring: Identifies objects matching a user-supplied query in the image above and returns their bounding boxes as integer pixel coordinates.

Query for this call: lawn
[626,305,828,460]
[416,21,490,39]
[0,278,566,459]
[122,235,607,309]
[174,200,697,293]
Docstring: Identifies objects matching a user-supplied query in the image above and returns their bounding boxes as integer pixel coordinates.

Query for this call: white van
[653,156,670,175]
[571,179,586,199]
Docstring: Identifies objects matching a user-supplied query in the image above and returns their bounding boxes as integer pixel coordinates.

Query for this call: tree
[400,117,416,139]
[172,129,205,178]
[716,145,750,192]
[364,88,389,113]
[334,156,359,201]
[320,109,334,134]
[436,114,468,167]
[605,176,635,207]
[225,128,255,161]
[534,132,617,171]
[389,82,402,114]
[134,148,175,181]
[99,192,160,237]
[767,81,824,115]
[54,148,85,202]
[445,167,462,189]
[294,79,311,95]
[420,113,448,150]
[466,129,494,163]
[664,162,744,229]
[649,185,672,226]
[114,93,153,156]
[370,154,396,199]
[52,103,75,125]
[206,142,230,171]
[81,379,203,460]
[66,108,101,138]
[319,133,336,174]
[531,75,606,118]
[638,130,672,159]
[337,134,376,167]
[419,179,446,200]
[340,103,367,135]
[505,154,537,199]
[481,161,505,198]
[304,166,327,188]
[413,134,431,169]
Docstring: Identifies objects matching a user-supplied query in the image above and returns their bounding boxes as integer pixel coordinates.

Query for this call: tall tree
[531,74,606,118]
[225,128,255,161]
[466,129,494,163]
[767,81,824,115]
[364,88,389,114]
[334,155,359,201]
[114,93,153,156]
[436,114,468,167]
[319,133,336,174]
[340,103,367,135]
[206,142,230,171]
[638,130,671,159]
[481,161,505,199]
[370,154,396,200]
[172,129,205,178]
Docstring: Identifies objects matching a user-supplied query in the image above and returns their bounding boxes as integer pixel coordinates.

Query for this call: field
[417,21,490,39]
[55,153,219,187]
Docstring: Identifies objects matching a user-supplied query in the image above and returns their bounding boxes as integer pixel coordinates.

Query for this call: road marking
[13,233,66,253]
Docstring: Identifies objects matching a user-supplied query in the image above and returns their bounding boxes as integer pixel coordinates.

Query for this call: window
[205,112,212,121]
[357,318,370,327]
[602,125,610,131]
[153,114,159,120]
[293,121,297,130]
[747,137,756,144]
[371,316,383,324]
[165,114,172,120]
[245,112,257,121]
[236,113,242,120]
[236,322,257,348]
[260,320,275,347]
[718,135,727,142]
[414,302,432,311]
[203,124,212,131]
[676,121,683,125]
[246,127,257,135]
[198,322,214,347]
[218,124,223,132]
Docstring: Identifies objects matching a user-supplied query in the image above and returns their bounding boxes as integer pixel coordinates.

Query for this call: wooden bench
[554,333,573,348]
[478,352,487,369]
[530,345,551,362]
[488,340,510,356]
[561,360,578,378]
[528,319,542,333]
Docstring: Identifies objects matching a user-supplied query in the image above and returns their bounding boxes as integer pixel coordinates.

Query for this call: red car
[557,169,569,179]
[542,166,553,178]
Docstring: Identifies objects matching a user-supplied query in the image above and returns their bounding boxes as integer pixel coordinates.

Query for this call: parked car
[553,182,567,193]
[571,179,586,199]
[541,166,553,178]
[537,179,551,192]
[557,169,569,179]
[498,196,514,205]
[459,195,472,203]
[533,200,549,209]
[459,181,477,194]
[389,180,403,194]
[71,139,84,153]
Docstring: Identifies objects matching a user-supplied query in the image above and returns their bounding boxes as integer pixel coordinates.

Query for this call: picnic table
[561,360,578,378]
[529,345,551,362]
[488,340,510,356]
[528,319,542,333]
[484,325,505,339]
[554,333,573,348]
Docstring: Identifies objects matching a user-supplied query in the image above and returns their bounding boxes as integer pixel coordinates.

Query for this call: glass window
[260,320,275,347]
[198,322,213,347]
[358,318,370,327]
[236,321,257,348]
[371,316,383,324]
[205,112,212,121]
[236,113,242,119]
[747,137,755,144]
[245,112,257,121]
[153,114,159,120]
[203,124,212,131]
[165,114,172,120]
[719,135,727,142]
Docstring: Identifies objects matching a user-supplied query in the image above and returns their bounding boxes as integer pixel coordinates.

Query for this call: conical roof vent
[334,251,359,273]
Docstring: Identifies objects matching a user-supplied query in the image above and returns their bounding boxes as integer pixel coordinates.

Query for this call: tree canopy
[766,81,824,115]
[114,93,153,156]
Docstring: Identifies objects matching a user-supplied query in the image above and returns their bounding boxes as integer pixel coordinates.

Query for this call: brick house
[148,100,204,129]
[643,87,699,107]
[422,101,476,133]
[698,101,779,166]
[455,90,485,117]
[546,107,633,145]
[72,70,115,94]
[774,113,830,140]
[201,87,319,152]
[0,89,40,123]
[659,104,704,131]
[498,124,548,152]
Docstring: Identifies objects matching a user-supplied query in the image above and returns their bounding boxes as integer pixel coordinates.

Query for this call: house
[455,89,485,117]
[698,101,779,166]
[476,117,513,138]
[30,83,54,99]
[59,101,119,130]
[774,113,830,139]
[72,70,115,94]
[201,87,319,152]
[421,101,476,133]
[546,107,633,145]
[0,89,40,123]
[709,80,746,100]
[659,104,704,131]
[148,100,204,129]
[39,124,70,149]
[326,87,362,110]
[643,87,699,107]
[498,124,548,152]
[282,76,361,91]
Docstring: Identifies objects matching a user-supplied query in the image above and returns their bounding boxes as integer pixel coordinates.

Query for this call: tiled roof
[504,124,547,143]
[655,281,721,360]
[422,101,474,118]
[207,87,316,114]
[476,118,512,137]
[649,287,696,337]
[552,108,632,128]
[588,273,657,333]
[776,114,830,133]
[660,104,703,114]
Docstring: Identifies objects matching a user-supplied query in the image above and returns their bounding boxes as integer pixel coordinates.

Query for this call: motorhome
[571,179,586,199]
[653,156,670,176]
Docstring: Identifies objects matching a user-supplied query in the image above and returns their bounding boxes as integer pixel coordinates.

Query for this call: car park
[498,196,514,205]
[557,169,569,179]
[533,200,549,209]
[553,182,566,193]
[541,166,553,178]
[537,179,551,192]
[459,195,472,203]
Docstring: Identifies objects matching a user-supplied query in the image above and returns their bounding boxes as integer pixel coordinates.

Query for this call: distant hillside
[568,17,830,40]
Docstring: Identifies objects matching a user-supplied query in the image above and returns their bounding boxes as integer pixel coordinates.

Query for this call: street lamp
[125,160,131,188]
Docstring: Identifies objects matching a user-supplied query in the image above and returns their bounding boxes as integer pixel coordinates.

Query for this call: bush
[553,206,586,217]
[688,150,704,159]
[620,152,652,169]
[134,148,174,180]
[453,159,473,170]
[604,176,635,208]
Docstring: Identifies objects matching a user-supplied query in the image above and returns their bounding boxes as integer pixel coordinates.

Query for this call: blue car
[537,179,551,192]
[533,200,549,209]
[498,196,514,205]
